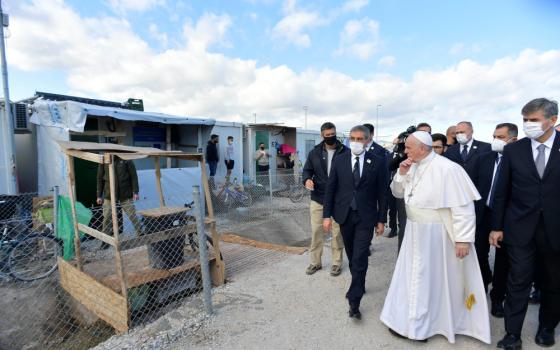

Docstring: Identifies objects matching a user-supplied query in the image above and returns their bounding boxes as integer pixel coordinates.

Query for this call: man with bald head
[381,131,491,344]
[444,121,491,181]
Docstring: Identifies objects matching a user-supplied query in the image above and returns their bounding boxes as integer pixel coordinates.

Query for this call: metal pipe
[193,185,213,315]
[0,2,16,194]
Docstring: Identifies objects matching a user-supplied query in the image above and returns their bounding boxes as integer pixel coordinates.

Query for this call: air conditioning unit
[12,103,30,131]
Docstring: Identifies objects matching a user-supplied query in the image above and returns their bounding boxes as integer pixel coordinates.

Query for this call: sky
[4,0,560,142]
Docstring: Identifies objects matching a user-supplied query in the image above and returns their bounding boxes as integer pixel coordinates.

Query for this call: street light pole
[303,106,308,129]
[0,1,16,194]
[376,104,382,142]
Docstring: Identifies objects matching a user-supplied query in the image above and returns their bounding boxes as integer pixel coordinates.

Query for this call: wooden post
[200,156,225,285]
[65,154,83,270]
[108,155,129,305]
[154,156,165,207]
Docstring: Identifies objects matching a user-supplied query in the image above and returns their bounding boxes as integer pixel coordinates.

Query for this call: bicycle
[215,178,252,211]
[0,217,62,282]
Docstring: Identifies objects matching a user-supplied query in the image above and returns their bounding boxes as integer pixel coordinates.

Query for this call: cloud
[449,42,483,55]
[108,0,165,13]
[8,1,560,142]
[334,18,380,60]
[378,55,395,68]
[183,12,233,51]
[149,23,168,48]
[271,0,326,48]
[340,0,369,13]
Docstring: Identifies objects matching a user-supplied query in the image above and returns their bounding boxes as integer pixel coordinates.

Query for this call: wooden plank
[154,157,166,207]
[109,157,129,304]
[200,157,215,219]
[221,233,308,255]
[58,258,129,333]
[137,206,189,218]
[101,259,204,292]
[69,131,127,137]
[78,223,116,246]
[119,225,196,251]
[64,149,106,164]
[66,154,83,270]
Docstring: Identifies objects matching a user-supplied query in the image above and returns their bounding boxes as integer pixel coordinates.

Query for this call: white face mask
[523,121,549,140]
[349,141,365,155]
[456,133,470,145]
[491,138,507,153]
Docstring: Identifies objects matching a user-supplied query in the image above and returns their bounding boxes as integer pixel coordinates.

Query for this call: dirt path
[96,235,553,350]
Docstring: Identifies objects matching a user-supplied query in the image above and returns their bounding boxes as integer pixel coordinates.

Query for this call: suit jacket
[492,135,560,251]
[444,139,491,181]
[367,140,388,159]
[323,149,388,227]
[473,151,500,226]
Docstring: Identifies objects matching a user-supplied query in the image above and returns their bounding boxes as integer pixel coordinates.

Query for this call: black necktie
[353,156,360,188]
[351,157,360,210]
[488,155,502,208]
[461,145,468,162]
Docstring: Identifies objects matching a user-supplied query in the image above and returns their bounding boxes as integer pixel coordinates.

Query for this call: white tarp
[30,100,215,132]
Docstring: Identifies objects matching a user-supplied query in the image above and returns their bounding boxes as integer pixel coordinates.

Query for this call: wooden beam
[65,149,106,164]
[65,154,83,270]
[108,157,129,305]
[78,223,116,247]
[69,131,127,138]
[154,156,166,207]
[58,258,129,333]
[119,225,196,251]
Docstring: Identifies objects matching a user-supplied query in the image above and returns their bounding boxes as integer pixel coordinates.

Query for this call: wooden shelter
[57,141,225,333]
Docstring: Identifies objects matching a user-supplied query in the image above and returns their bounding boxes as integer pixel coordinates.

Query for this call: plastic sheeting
[30,99,215,132]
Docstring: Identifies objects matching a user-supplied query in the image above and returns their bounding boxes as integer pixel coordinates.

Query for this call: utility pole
[376,104,382,142]
[303,105,308,129]
[0,1,16,194]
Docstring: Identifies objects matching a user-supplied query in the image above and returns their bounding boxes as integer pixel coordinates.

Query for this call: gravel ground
[95,234,555,350]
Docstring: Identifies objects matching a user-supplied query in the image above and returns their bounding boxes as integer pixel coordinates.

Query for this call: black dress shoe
[348,307,361,320]
[497,333,522,350]
[491,302,505,318]
[535,326,555,347]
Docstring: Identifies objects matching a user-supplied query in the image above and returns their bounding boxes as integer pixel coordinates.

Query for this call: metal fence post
[52,186,59,233]
[193,185,213,315]
[268,168,273,216]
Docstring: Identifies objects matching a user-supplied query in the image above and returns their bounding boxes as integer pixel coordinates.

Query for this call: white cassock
[380,151,491,344]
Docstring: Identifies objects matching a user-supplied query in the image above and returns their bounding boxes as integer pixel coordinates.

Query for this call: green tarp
[55,196,92,260]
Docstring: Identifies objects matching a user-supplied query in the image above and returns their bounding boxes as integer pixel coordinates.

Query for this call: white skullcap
[411,131,432,147]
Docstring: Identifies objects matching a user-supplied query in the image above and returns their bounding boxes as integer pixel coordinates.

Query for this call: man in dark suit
[491,98,560,349]
[323,125,388,320]
[444,121,491,181]
[363,123,388,159]
[473,123,518,319]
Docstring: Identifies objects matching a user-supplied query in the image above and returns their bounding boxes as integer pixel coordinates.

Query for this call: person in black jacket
[302,122,346,276]
[363,123,387,159]
[323,125,388,319]
[490,98,560,349]
[206,134,219,188]
[473,123,517,319]
[444,121,491,182]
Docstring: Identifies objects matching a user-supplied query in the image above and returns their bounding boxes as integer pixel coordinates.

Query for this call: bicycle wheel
[240,192,252,207]
[9,235,62,282]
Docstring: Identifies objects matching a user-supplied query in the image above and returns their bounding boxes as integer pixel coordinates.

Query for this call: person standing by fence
[303,122,345,276]
[224,136,235,179]
[254,142,270,186]
[206,134,219,189]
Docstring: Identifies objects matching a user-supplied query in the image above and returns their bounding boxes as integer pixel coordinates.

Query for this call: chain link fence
[1,170,314,349]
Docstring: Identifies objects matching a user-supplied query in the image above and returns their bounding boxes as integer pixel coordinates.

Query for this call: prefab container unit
[242,124,321,184]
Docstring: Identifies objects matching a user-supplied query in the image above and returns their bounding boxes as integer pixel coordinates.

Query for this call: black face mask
[324,135,337,145]
[260,146,264,150]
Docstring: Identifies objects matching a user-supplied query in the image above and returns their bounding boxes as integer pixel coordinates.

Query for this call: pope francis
[380,131,491,344]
